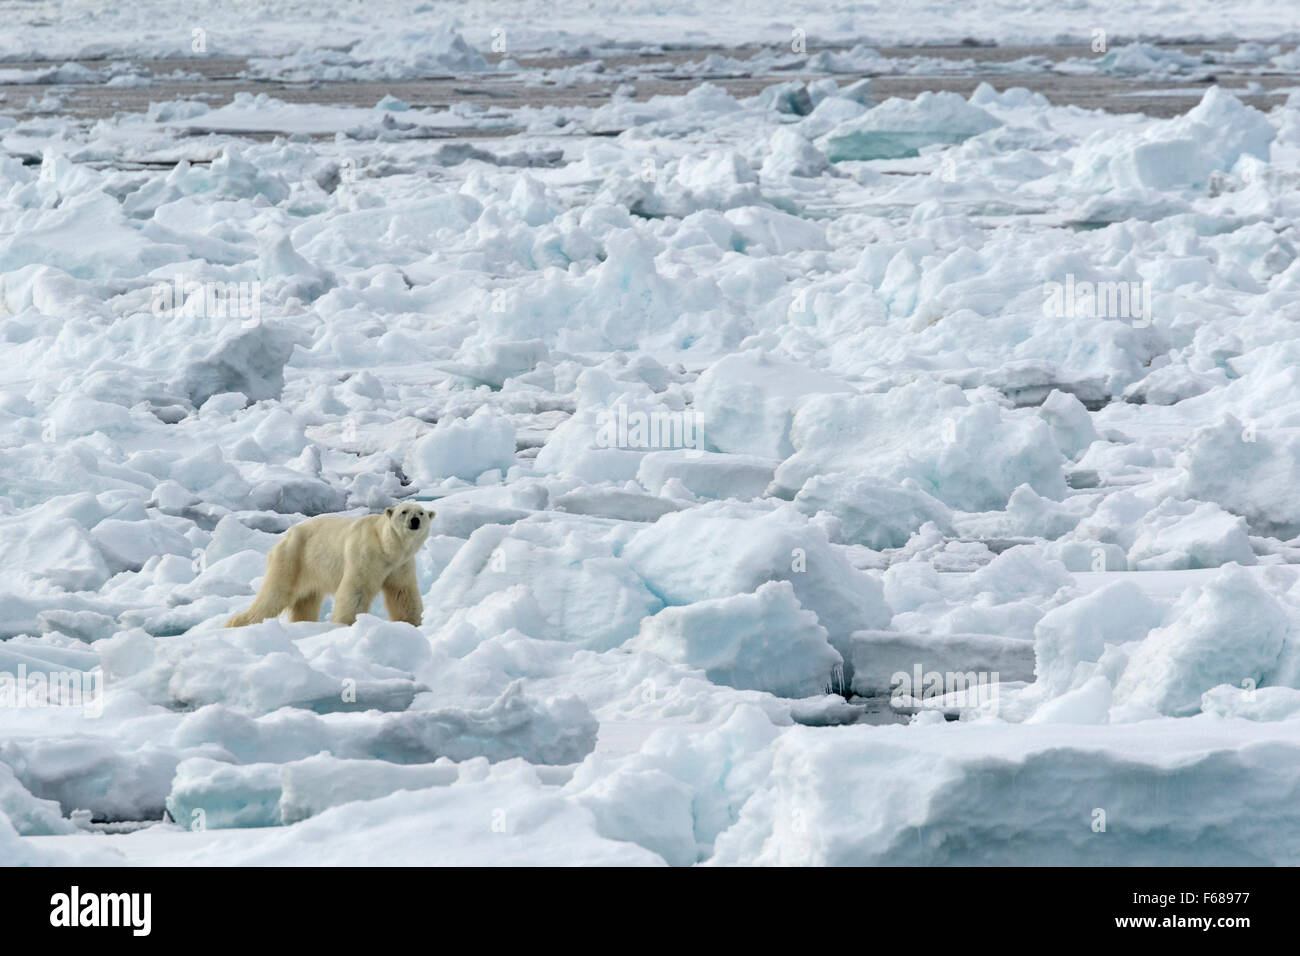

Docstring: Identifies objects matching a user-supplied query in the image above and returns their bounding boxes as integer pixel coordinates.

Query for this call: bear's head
[385,502,435,546]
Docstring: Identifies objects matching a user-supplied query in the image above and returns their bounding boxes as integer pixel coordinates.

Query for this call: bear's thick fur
[226,502,434,628]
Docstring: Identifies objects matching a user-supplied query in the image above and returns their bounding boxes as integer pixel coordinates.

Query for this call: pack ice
[5,18,1300,865]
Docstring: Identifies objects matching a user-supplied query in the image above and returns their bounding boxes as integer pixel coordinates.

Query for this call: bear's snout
[409,516,420,530]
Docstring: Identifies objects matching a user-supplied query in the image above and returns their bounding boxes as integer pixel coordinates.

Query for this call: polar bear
[225,502,434,628]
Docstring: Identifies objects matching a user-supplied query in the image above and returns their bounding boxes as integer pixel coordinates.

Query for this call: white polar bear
[226,502,434,628]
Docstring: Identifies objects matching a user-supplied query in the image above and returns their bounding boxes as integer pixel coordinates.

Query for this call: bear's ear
[385,507,393,518]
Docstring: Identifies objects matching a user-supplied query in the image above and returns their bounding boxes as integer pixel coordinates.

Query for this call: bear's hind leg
[225,542,296,628]
[226,580,292,628]
[382,561,423,626]
[289,593,323,623]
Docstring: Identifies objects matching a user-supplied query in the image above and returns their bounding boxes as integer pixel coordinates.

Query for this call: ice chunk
[1181,415,1300,537]
[760,127,830,178]
[820,92,1000,161]
[564,704,782,860]
[248,26,489,83]
[629,581,844,698]
[448,339,550,389]
[1037,389,1098,459]
[621,501,890,662]
[166,753,460,829]
[534,401,664,483]
[1080,42,1202,75]
[886,546,1072,643]
[794,474,952,549]
[280,754,457,824]
[1040,538,1127,573]
[1114,566,1289,716]
[1201,684,1300,721]
[90,515,193,574]
[167,680,598,767]
[166,759,283,830]
[1123,364,1227,406]
[953,484,1084,541]
[693,350,851,460]
[774,382,1066,511]
[570,767,696,866]
[667,151,760,212]
[425,519,662,650]
[1025,675,1114,725]
[0,735,180,821]
[552,487,682,522]
[0,513,111,591]
[0,761,77,835]
[1126,499,1255,571]
[34,609,119,643]
[99,619,353,714]
[407,407,516,484]
[160,762,659,865]
[724,206,830,255]
[797,94,869,139]
[637,450,775,500]
[1032,580,1166,696]
[750,81,815,116]
[0,190,187,279]
[711,718,1300,864]
[0,813,87,865]
[1068,87,1273,192]
[171,321,304,408]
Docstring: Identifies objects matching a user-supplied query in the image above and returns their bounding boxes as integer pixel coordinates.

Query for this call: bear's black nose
[409,516,420,530]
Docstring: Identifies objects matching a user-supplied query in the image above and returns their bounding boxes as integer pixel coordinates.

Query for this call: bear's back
[286,513,372,560]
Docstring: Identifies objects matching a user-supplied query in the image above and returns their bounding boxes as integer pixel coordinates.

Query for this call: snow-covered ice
[6,2,1300,866]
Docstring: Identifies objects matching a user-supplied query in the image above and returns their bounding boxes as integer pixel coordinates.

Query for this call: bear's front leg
[382,560,424,626]
[331,573,377,626]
